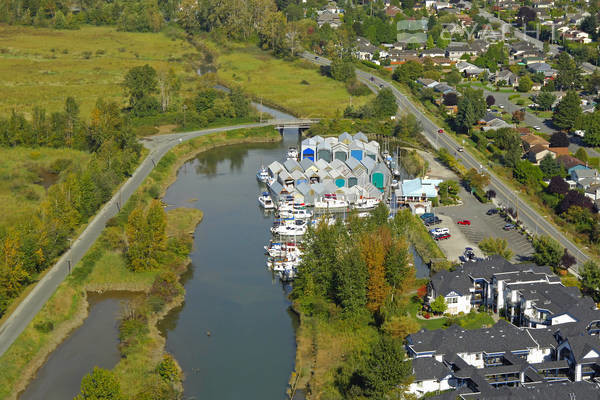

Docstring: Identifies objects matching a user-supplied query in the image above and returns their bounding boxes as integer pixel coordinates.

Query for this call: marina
[259,132,402,283]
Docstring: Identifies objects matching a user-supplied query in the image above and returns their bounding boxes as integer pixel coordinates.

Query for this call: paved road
[0,120,287,358]
[302,52,589,270]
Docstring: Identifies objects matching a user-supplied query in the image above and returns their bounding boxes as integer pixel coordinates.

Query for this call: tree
[553,90,582,131]
[549,131,569,147]
[455,88,485,132]
[372,88,397,118]
[486,189,496,200]
[555,53,582,90]
[443,92,458,106]
[74,367,123,400]
[517,75,533,92]
[583,111,600,147]
[536,91,556,111]
[464,168,490,192]
[330,58,356,82]
[517,6,536,24]
[539,154,565,180]
[532,235,564,269]
[494,128,520,151]
[359,336,413,397]
[122,65,158,108]
[560,248,576,271]
[486,95,495,107]
[580,15,598,37]
[445,69,462,86]
[229,87,250,118]
[126,201,166,272]
[547,175,569,195]
[580,260,600,300]
[513,160,543,186]
[575,148,589,164]
[392,60,423,84]
[479,237,513,260]
[557,189,594,214]
[361,231,390,313]
[512,110,525,123]
[157,69,180,112]
[430,295,447,314]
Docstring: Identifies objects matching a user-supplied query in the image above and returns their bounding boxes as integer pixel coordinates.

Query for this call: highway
[0,120,286,359]
[303,52,589,270]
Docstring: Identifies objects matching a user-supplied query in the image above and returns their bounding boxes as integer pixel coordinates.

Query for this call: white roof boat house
[317,142,332,162]
[332,142,348,161]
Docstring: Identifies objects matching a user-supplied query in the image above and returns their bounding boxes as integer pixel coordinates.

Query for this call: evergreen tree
[361,230,389,313]
[536,91,556,111]
[555,53,582,90]
[532,235,564,270]
[553,90,581,131]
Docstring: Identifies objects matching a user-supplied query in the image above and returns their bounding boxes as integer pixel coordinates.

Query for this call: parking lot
[432,188,534,263]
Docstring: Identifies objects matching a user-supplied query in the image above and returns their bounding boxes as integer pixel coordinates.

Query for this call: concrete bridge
[271,118,320,134]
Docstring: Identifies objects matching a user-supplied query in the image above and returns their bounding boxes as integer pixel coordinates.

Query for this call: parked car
[457,220,471,225]
[486,208,498,215]
[503,223,515,231]
[499,104,504,109]
[420,213,435,220]
[430,227,449,236]
[574,130,585,138]
[533,126,541,131]
[434,233,451,240]
[464,247,475,261]
[424,217,442,226]
[438,129,444,134]
[457,147,464,152]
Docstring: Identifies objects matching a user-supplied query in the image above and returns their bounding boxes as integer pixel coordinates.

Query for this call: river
[19,106,428,399]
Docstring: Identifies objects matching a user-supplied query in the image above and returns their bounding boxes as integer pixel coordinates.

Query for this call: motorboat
[314,194,348,210]
[258,192,275,209]
[354,198,380,211]
[256,165,269,183]
[278,208,312,220]
[270,220,307,236]
[286,146,299,160]
[264,241,302,258]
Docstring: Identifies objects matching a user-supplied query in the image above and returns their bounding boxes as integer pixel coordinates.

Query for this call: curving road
[302,52,589,270]
[0,120,288,358]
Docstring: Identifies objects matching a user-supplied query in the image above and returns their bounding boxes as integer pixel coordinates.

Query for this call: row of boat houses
[300,132,380,162]
[267,157,390,206]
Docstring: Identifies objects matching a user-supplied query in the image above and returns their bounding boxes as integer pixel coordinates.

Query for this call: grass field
[0,24,198,117]
[0,147,90,227]
[215,44,373,118]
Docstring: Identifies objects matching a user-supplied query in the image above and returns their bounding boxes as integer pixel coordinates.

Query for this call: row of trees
[291,206,417,397]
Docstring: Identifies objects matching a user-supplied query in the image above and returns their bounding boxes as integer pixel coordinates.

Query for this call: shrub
[34,320,54,333]
[157,354,180,383]
[149,271,182,304]
[148,184,160,199]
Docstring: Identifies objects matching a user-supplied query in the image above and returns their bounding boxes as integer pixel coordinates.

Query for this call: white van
[574,130,585,138]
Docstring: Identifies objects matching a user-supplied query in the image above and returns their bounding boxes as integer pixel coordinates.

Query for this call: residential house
[446,42,475,61]
[527,144,555,164]
[421,48,446,58]
[395,177,442,203]
[317,10,341,28]
[521,134,549,152]
[433,83,456,95]
[408,358,453,397]
[493,69,519,87]
[456,61,486,77]
[527,62,557,78]
[557,155,588,176]
[417,78,440,88]
[355,37,378,61]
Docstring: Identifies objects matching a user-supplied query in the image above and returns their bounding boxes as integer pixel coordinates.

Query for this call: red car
[438,129,444,134]
[457,220,471,225]
[435,233,451,240]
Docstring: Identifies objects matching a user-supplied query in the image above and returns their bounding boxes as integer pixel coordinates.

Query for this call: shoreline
[2,129,282,400]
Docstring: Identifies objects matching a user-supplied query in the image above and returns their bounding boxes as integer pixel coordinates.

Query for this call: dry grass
[215,44,372,118]
[0,24,198,117]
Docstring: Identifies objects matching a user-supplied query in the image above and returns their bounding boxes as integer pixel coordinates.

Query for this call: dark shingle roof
[412,357,452,381]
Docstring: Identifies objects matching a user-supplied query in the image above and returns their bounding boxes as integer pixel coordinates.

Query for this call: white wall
[458,352,485,369]
[408,376,452,396]
[445,295,472,315]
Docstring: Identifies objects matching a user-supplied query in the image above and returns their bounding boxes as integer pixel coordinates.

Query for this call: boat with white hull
[258,192,275,209]
[314,195,348,211]
[354,198,380,211]
[256,165,269,183]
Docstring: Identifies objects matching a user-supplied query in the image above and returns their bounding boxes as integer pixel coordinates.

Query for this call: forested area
[291,205,418,398]
[0,95,141,317]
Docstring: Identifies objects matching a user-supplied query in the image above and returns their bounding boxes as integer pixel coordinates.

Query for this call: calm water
[19,293,131,400]
[159,131,299,400]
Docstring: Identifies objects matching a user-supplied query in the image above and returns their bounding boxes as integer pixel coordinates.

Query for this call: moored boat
[256,165,269,183]
[314,194,348,210]
[258,192,275,209]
